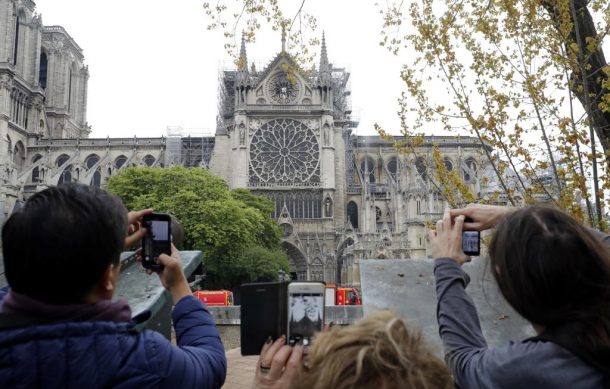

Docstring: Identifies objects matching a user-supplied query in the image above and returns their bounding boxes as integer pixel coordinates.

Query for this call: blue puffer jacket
[0,288,227,389]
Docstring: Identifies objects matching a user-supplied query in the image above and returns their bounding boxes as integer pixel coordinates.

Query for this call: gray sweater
[434,258,606,388]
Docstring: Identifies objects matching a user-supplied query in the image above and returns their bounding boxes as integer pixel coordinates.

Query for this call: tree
[201,0,610,227]
[231,188,283,250]
[235,246,289,285]
[377,0,610,227]
[106,166,283,289]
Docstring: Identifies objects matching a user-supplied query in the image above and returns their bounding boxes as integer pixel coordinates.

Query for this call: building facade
[0,0,492,287]
[0,1,200,218]
[209,36,491,285]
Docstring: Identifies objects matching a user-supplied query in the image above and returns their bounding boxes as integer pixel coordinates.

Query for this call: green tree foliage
[235,245,290,284]
[231,188,283,249]
[107,166,283,289]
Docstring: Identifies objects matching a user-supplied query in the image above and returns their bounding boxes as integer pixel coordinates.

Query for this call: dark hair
[489,206,610,360]
[2,184,127,304]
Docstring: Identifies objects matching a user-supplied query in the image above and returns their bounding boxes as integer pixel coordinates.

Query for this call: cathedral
[208,34,489,285]
[0,0,491,287]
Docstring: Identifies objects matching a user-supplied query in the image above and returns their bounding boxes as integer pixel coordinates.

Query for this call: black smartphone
[141,213,171,271]
[287,282,325,347]
[240,281,289,356]
[461,216,480,257]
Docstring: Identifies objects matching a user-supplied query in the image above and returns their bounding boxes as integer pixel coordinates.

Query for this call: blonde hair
[295,310,452,389]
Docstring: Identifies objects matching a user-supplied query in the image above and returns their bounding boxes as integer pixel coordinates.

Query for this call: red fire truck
[325,284,361,306]
[193,290,234,306]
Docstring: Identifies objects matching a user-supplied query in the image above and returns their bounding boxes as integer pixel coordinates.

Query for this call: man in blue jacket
[0,184,226,388]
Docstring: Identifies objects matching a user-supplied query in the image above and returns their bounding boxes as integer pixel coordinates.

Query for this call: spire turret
[281,24,287,53]
[320,32,329,71]
[238,32,248,72]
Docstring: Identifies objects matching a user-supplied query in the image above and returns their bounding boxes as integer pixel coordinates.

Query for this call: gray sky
[35,0,406,138]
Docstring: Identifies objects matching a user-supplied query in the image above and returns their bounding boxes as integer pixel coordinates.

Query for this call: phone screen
[287,293,324,346]
[142,216,171,270]
[462,230,480,256]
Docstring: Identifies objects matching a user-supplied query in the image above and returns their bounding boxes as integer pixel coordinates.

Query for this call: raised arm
[136,245,227,388]
[429,210,491,388]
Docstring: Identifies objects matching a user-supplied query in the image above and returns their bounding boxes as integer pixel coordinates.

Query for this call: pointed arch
[281,241,308,281]
[39,51,48,89]
[12,141,25,171]
[347,201,358,229]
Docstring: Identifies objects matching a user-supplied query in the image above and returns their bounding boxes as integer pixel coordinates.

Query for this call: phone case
[240,281,289,356]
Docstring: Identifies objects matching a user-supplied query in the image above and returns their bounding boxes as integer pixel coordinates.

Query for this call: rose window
[267,72,300,104]
[250,119,320,184]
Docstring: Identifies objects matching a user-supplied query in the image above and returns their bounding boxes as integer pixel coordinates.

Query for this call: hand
[136,244,190,304]
[124,208,153,249]
[450,204,515,231]
[253,336,304,389]
[428,209,471,265]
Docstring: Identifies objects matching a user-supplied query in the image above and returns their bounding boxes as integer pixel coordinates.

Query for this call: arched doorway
[336,237,355,284]
[281,241,308,280]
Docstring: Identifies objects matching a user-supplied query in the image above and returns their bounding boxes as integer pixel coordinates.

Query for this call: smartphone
[240,281,289,356]
[462,230,480,256]
[287,282,325,347]
[141,213,171,271]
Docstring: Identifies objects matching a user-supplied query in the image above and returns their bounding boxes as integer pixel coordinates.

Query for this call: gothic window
[267,191,323,219]
[415,157,427,179]
[13,15,19,65]
[249,119,320,185]
[143,155,156,167]
[68,68,72,112]
[115,155,127,169]
[39,52,48,89]
[31,154,42,183]
[85,154,100,169]
[58,165,73,185]
[56,154,70,167]
[91,169,101,187]
[347,201,358,229]
[375,206,382,221]
[360,156,375,183]
[388,157,398,179]
[416,199,421,215]
[444,157,453,172]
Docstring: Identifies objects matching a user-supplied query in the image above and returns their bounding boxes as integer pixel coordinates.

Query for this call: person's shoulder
[481,340,603,388]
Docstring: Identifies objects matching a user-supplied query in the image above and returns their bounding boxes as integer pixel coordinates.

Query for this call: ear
[101,262,121,292]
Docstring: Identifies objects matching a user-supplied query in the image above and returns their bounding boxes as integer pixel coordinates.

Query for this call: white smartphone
[287,282,325,347]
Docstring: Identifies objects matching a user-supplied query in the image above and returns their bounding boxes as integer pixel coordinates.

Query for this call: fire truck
[192,290,234,306]
[325,284,361,306]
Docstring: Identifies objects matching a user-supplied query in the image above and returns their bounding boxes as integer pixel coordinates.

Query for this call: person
[0,184,226,388]
[252,310,453,389]
[430,204,610,388]
[288,295,323,345]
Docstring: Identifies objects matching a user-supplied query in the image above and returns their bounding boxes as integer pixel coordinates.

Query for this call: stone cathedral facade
[0,0,492,287]
[209,36,490,286]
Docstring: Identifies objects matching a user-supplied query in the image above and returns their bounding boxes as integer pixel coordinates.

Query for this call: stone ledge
[209,305,363,326]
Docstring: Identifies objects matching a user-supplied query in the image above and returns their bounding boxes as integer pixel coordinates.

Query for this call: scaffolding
[216,69,236,135]
[165,126,216,168]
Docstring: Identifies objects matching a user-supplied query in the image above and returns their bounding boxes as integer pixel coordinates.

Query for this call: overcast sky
[35,0,407,138]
